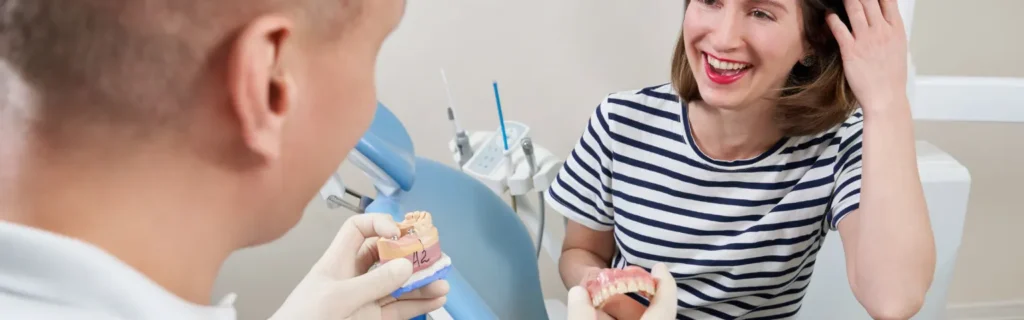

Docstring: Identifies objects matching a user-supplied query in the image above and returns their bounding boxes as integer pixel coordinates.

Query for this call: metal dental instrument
[441,69,473,167]
[522,138,544,258]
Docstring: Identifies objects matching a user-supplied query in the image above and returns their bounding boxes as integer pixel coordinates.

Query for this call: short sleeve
[828,112,864,230]
[545,97,616,231]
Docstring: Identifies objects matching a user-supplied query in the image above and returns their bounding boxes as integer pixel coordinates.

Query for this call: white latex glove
[270,213,449,320]
[566,263,677,320]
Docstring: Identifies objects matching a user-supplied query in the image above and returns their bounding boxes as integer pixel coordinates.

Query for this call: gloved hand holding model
[566,263,677,320]
[271,213,449,320]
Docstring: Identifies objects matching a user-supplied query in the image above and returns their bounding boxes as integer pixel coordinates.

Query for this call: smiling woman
[673,0,857,137]
[550,0,935,319]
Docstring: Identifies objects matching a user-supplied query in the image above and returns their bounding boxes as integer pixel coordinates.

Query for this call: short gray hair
[0,0,358,144]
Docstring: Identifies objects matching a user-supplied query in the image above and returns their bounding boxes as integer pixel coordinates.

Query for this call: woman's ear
[800,41,817,66]
[801,53,816,66]
[226,15,296,162]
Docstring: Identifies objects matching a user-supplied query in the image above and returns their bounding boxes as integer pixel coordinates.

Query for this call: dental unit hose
[522,138,544,258]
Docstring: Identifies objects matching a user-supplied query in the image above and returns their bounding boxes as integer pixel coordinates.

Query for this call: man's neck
[0,143,242,306]
[687,100,784,161]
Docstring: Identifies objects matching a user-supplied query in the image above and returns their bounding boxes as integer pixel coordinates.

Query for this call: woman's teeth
[706,54,751,71]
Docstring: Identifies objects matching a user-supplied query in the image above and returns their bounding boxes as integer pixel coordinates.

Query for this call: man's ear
[226,15,296,162]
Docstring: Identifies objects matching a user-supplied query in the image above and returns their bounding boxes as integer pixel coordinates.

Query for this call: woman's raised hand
[827,0,909,111]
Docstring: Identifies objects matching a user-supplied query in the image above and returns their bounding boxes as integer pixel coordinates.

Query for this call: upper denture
[582,266,658,308]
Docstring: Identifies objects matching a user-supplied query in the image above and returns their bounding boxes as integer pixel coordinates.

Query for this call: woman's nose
[707,14,744,52]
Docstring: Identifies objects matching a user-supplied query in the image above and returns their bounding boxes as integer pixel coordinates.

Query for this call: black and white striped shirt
[547,84,863,319]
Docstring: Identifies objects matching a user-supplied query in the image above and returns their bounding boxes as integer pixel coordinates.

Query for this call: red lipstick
[703,53,750,85]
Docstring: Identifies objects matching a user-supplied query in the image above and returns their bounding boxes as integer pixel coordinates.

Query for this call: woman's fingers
[827,13,854,52]
[879,0,904,27]
[602,295,648,320]
[844,0,869,35]
[858,0,885,27]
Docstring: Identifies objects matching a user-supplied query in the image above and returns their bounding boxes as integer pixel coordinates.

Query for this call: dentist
[0,0,448,319]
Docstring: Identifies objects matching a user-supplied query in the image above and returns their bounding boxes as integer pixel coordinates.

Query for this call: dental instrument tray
[462,121,530,190]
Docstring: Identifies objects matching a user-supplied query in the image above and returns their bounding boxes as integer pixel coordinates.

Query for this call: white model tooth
[616,281,628,294]
[593,296,600,306]
[602,287,611,299]
[627,279,638,292]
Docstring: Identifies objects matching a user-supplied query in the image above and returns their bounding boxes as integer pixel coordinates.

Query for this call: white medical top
[0,221,237,320]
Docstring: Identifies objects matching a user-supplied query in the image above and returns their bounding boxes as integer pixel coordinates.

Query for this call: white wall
[374,0,685,163]
[910,0,1024,315]
[212,1,1024,319]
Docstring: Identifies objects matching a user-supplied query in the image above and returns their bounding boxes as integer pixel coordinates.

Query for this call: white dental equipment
[521,138,546,258]
[445,80,564,263]
[441,69,474,167]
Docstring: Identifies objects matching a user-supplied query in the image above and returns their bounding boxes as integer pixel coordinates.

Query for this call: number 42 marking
[411,250,430,266]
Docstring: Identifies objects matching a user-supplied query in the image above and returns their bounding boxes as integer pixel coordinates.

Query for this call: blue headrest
[353,102,416,193]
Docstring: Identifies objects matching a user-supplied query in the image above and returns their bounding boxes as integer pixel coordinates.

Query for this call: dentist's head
[0,0,405,303]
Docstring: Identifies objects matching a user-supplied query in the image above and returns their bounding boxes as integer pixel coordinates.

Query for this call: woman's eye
[751,9,775,20]
[696,0,719,6]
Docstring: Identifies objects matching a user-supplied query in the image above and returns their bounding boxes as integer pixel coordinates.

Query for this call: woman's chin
[695,93,747,110]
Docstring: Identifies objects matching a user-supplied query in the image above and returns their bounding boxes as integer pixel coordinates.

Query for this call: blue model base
[391,264,453,299]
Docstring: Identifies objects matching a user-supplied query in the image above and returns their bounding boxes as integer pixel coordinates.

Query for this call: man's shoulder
[0,295,121,320]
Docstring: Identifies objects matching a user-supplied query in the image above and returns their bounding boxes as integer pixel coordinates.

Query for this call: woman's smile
[703,52,752,85]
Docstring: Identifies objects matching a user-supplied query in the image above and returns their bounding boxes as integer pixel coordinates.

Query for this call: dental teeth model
[376,211,453,298]
[582,266,658,308]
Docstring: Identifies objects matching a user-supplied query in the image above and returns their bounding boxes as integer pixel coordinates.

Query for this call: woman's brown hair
[671,0,857,136]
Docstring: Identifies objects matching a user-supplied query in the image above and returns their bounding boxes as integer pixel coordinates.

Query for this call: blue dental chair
[337,102,550,320]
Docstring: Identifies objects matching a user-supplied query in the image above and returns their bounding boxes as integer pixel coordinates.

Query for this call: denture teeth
[627,279,638,292]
